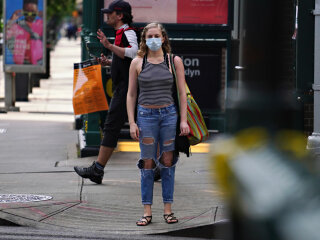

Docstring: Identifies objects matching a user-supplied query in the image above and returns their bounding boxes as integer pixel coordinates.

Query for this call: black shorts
[101,81,128,148]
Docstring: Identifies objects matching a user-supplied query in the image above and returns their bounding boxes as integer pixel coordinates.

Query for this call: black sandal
[136,216,152,226]
[163,213,178,224]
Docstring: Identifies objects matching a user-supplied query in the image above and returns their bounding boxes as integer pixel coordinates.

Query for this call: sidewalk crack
[38,202,81,222]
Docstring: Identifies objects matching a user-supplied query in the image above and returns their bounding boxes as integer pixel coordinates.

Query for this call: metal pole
[307,0,320,154]
[4,72,19,111]
[227,0,291,133]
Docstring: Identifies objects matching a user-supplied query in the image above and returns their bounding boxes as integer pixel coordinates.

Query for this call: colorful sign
[104,0,228,24]
[177,0,228,24]
[4,0,46,73]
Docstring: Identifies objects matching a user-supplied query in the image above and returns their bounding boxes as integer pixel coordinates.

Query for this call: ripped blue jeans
[137,104,178,205]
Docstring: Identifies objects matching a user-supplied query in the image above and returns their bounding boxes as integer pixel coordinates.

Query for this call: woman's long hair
[137,22,171,57]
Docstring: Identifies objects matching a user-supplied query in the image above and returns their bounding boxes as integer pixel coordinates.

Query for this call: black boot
[74,162,104,184]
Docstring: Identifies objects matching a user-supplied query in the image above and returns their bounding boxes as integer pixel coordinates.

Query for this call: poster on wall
[104,0,228,25]
[4,0,46,73]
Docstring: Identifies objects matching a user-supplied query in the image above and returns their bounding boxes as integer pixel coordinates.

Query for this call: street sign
[182,53,222,110]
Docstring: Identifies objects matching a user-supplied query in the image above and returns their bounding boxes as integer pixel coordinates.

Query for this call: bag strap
[170,54,191,95]
[142,55,147,71]
[170,54,180,105]
[164,52,169,68]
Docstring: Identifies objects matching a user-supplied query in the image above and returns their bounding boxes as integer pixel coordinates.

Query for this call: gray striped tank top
[138,60,174,105]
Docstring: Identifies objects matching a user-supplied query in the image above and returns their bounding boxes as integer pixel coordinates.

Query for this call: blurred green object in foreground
[210,128,320,240]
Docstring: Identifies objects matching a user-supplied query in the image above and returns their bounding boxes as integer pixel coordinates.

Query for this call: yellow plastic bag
[73,60,109,115]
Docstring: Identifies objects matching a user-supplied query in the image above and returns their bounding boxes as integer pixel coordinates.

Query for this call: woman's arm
[127,57,140,140]
[174,56,190,136]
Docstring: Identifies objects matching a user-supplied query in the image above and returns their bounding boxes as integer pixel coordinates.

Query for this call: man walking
[74,0,138,184]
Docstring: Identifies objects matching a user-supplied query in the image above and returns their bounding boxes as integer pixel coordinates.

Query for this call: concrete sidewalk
[0,38,228,238]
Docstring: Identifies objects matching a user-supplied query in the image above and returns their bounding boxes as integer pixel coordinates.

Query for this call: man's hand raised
[97,29,112,49]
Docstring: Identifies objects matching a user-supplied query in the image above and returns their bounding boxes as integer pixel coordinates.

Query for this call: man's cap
[101,0,131,14]
[23,0,38,5]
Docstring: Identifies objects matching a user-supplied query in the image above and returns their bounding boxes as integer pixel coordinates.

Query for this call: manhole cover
[0,194,52,203]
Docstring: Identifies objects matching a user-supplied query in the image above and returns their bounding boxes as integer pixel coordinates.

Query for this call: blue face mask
[146,38,162,51]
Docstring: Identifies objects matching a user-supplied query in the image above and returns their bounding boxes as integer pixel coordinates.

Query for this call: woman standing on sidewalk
[127,22,189,226]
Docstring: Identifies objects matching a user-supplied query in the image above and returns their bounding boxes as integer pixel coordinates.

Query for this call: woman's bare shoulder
[131,56,144,75]
[132,56,143,64]
[173,55,183,64]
